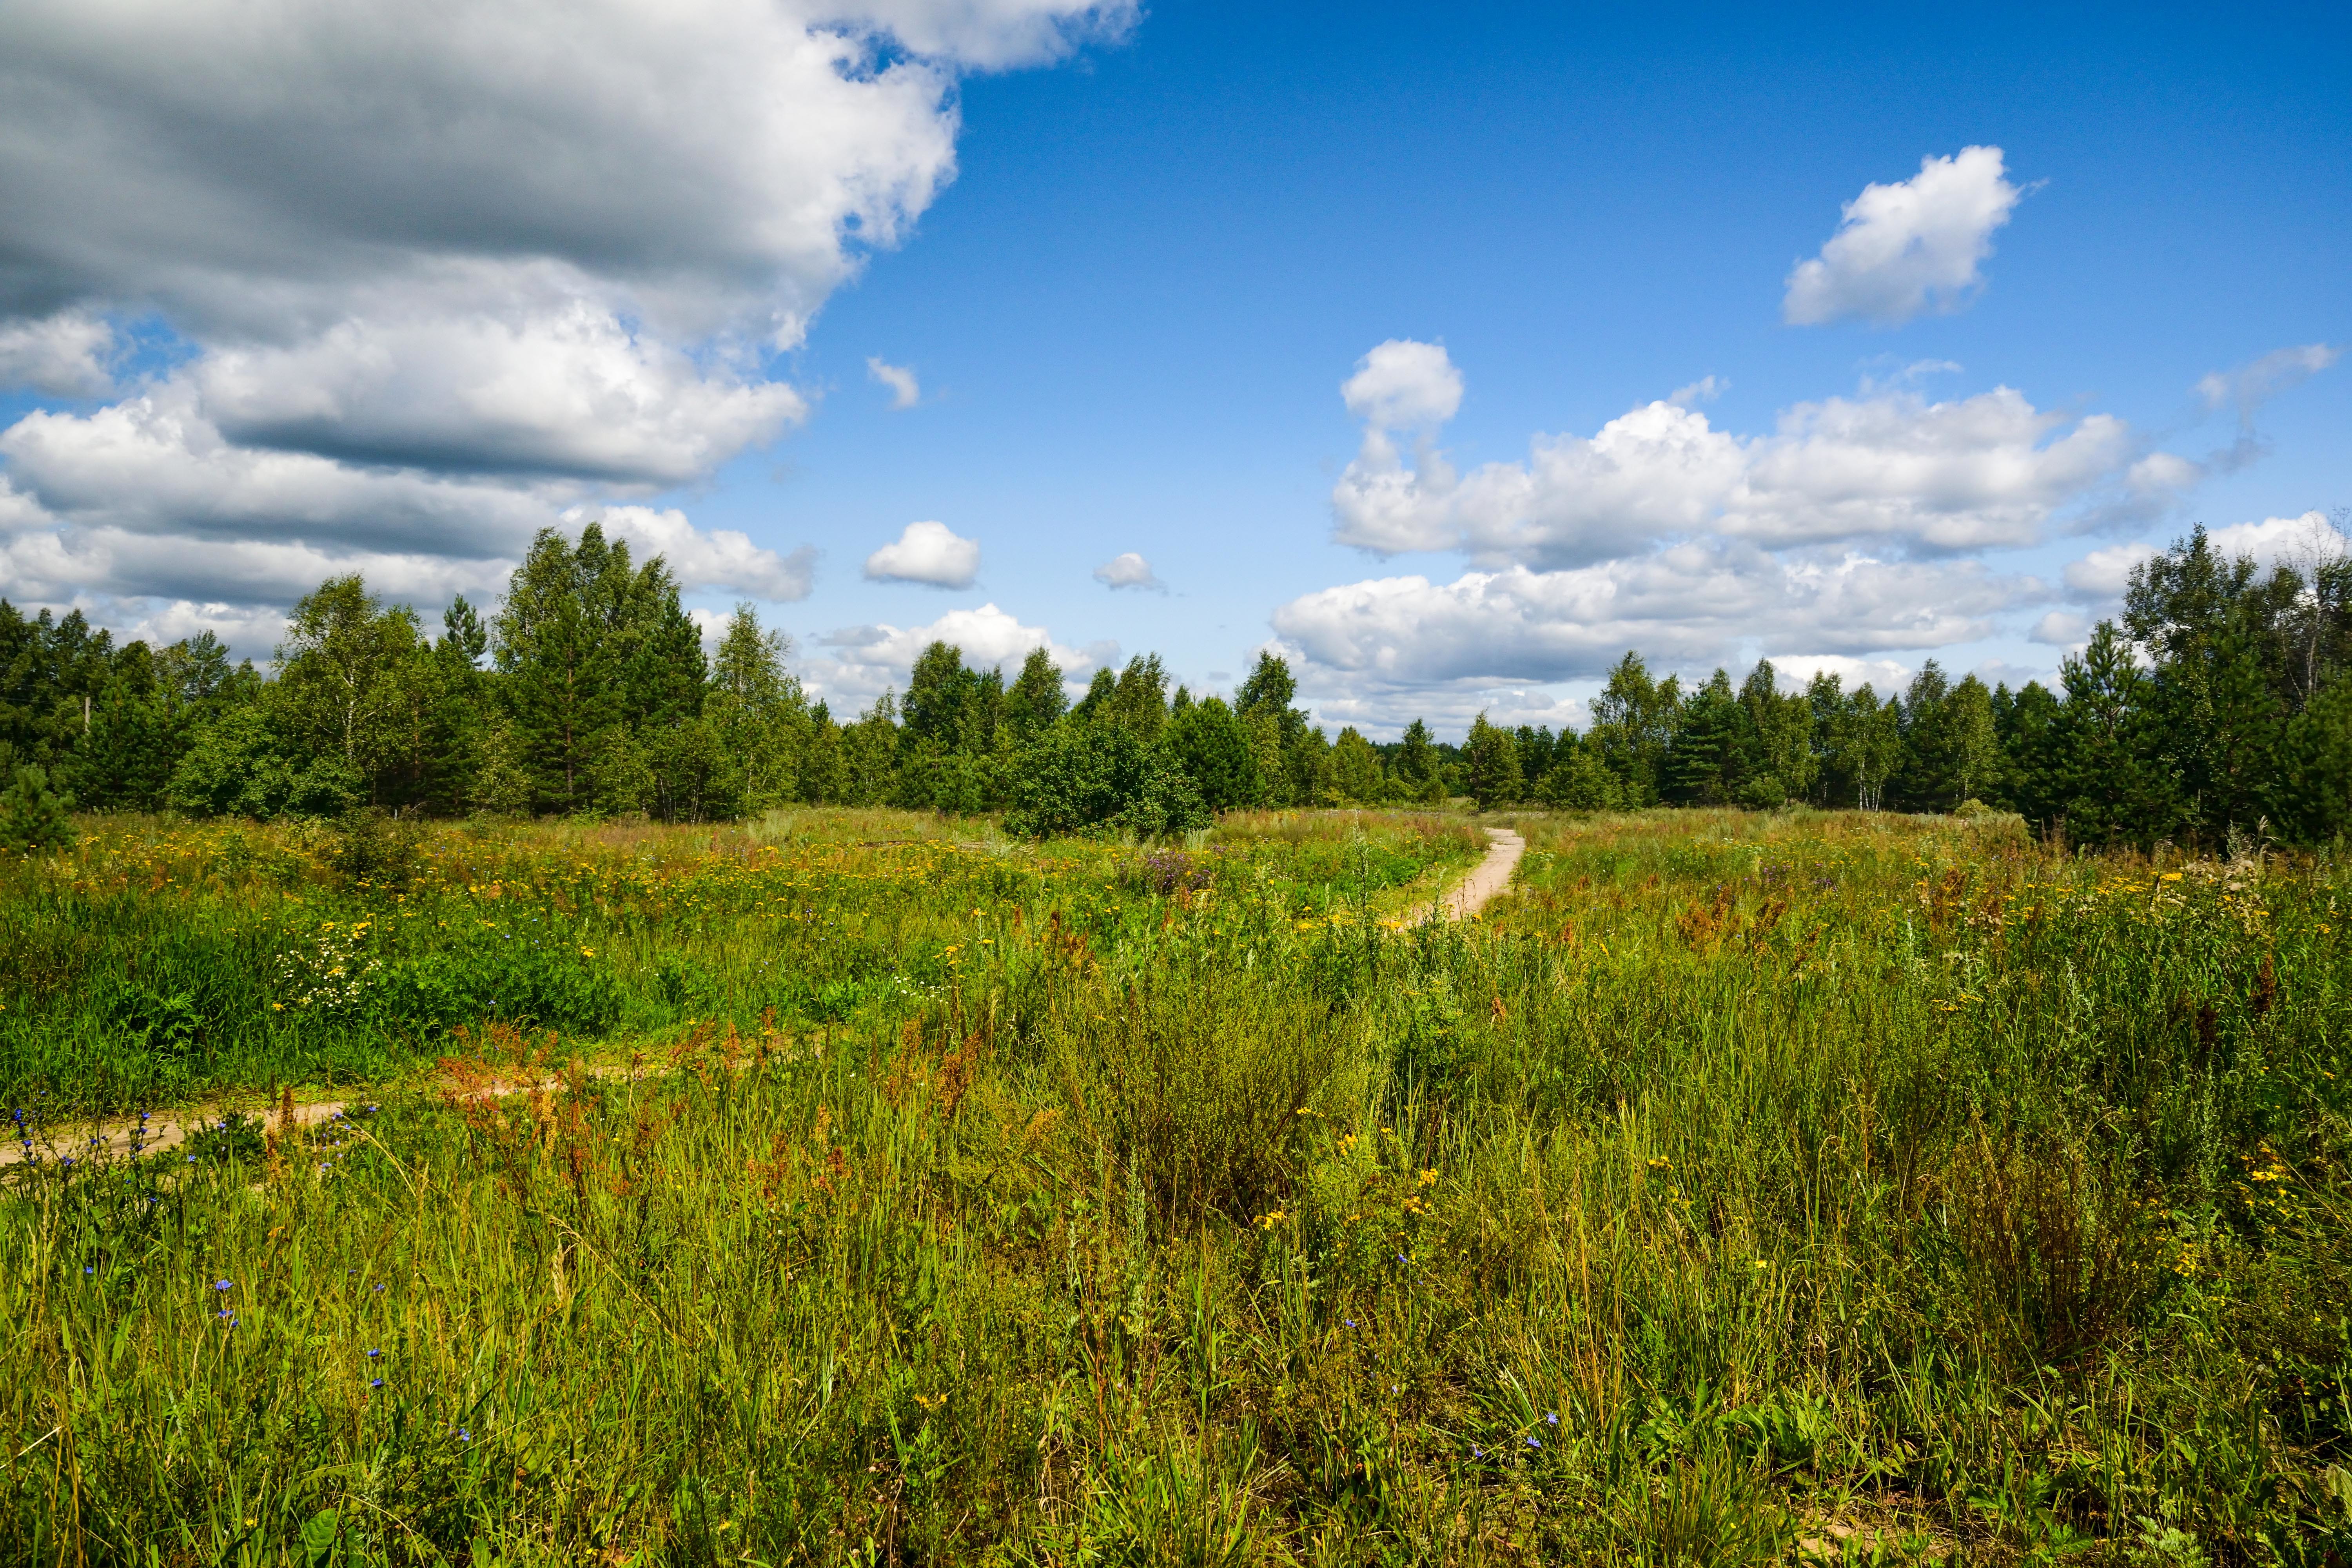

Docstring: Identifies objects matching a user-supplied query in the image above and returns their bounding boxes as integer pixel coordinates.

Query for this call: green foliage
[18,517,2352,850]
[0,763,73,852]
[1461,710,1523,808]
[1003,719,1207,839]
[1535,742,1620,811]
[4,806,2348,1561]
[1164,695,1260,811]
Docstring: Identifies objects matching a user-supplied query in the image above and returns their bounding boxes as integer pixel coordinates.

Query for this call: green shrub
[1004,720,1207,839]
[0,765,74,853]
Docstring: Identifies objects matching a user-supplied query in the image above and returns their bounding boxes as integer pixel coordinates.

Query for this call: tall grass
[2,807,2347,1564]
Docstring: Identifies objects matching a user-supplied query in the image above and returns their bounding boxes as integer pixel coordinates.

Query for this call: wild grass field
[2,806,2348,1566]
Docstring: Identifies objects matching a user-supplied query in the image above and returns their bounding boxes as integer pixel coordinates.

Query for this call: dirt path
[4,1096,359,1170]
[1423,825,1526,922]
[13,830,1532,1168]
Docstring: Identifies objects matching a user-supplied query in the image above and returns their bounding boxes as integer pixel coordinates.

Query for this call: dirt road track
[10,825,1532,1168]
[1427,826,1525,921]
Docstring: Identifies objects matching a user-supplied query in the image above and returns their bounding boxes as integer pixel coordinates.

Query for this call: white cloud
[0,0,1116,632]
[1329,341,2141,566]
[1783,146,2025,327]
[2195,344,2341,418]
[1765,653,1917,696]
[1668,375,1726,408]
[2062,541,2156,601]
[1333,394,1746,566]
[573,506,817,600]
[1341,339,1463,430]
[2058,513,2348,612]
[1,390,558,556]
[1093,550,1164,592]
[1272,546,2030,688]
[867,357,921,409]
[195,307,809,483]
[2029,610,2087,646]
[2207,510,2349,568]
[806,601,1110,702]
[1725,387,2132,551]
[864,519,980,588]
[0,311,114,397]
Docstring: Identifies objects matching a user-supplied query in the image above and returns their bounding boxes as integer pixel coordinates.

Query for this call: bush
[0,765,74,854]
[1004,720,1208,840]
[329,807,425,889]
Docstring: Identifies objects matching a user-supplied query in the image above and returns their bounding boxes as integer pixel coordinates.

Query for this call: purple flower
[214,1279,232,1291]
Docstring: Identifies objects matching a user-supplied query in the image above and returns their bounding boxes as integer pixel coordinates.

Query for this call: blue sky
[1,0,2345,736]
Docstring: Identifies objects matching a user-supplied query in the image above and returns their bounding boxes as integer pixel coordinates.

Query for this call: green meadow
[3,807,2348,1565]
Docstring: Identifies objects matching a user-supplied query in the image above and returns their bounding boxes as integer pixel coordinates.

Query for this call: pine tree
[1537,741,1620,811]
[1662,671,1745,805]
[0,764,74,853]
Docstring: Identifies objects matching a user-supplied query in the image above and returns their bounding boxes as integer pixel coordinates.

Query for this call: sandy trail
[11,827,1531,1168]
[4,1096,358,1170]
[1423,826,1526,922]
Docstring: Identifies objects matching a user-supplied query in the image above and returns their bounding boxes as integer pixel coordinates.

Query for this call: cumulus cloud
[864,519,980,588]
[806,601,1111,703]
[1284,339,2176,725]
[1272,545,2031,688]
[194,309,810,483]
[1783,146,2025,327]
[0,311,114,397]
[1725,387,2131,552]
[2029,610,2088,646]
[1,390,559,556]
[2062,541,2156,601]
[1329,339,2142,566]
[2058,512,2348,614]
[1092,551,1165,592]
[1341,339,1464,431]
[0,0,1118,632]
[573,506,817,600]
[867,357,921,409]
[1765,653,1918,695]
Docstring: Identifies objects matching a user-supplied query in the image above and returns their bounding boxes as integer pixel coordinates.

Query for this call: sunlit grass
[3,807,2347,1563]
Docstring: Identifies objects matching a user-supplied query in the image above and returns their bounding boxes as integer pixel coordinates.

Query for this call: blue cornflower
[370,1378,383,1388]
[83,1266,93,1274]
[215,1279,232,1291]
[1526,1436,1541,1449]
[458,1428,470,1442]
[368,1348,381,1358]
[1544,1411,1558,1426]
[1343,1318,1356,1328]
[1472,1445,1485,1458]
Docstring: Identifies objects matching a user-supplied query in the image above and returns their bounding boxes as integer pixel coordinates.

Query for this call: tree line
[4,521,2350,847]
